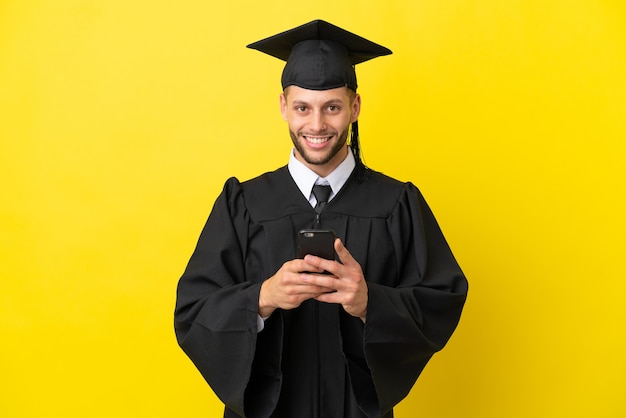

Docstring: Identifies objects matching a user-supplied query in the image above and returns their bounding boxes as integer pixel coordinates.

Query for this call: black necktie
[312,185,332,214]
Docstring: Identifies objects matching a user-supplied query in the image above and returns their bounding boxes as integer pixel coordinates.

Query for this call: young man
[174,20,468,418]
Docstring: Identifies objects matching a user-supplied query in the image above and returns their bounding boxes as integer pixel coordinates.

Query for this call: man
[174,20,468,418]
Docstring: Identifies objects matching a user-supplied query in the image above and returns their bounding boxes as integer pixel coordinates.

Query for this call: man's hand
[258,258,335,318]
[301,238,368,322]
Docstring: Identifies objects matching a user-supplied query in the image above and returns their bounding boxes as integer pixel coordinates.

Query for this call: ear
[350,93,361,123]
[280,93,288,121]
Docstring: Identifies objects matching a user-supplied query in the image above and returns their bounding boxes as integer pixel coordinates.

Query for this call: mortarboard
[246,19,392,92]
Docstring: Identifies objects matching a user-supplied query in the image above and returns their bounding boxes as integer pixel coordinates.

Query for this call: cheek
[285,115,304,132]
[332,114,353,130]
[290,110,311,123]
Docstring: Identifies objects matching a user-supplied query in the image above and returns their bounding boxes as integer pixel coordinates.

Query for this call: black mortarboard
[247,19,392,91]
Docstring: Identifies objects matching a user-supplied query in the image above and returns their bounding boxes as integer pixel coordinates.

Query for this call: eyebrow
[291,99,344,106]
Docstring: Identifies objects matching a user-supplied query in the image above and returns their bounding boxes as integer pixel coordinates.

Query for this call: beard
[289,126,350,166]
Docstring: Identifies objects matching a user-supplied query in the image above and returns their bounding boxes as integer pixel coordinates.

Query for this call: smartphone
[297,229,336,260]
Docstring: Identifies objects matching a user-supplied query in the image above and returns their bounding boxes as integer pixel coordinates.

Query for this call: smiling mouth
[303,135,332,144]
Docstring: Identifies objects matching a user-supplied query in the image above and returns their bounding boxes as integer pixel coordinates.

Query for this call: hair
[345,88,369,179]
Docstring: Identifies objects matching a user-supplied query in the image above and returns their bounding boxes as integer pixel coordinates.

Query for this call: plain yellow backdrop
[1,1,625,417]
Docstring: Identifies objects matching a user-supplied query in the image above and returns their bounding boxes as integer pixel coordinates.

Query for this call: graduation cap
[246,19,392,92]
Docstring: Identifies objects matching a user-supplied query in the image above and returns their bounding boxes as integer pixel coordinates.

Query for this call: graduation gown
[174,166,468,418]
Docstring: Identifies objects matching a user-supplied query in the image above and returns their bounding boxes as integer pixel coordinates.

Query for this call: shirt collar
[288,148,356,205]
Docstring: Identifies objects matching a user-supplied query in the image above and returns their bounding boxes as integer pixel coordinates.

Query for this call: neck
[295,145,349,178]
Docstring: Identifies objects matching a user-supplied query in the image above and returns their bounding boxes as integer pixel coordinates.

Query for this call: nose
[310,110,326,132]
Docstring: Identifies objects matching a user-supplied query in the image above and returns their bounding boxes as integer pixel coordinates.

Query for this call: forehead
[284,85,353,103]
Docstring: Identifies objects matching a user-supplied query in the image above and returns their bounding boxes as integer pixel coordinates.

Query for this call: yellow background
[1,1,625,417]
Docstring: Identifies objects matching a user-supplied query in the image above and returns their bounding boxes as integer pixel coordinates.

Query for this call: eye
[295,105,307,112]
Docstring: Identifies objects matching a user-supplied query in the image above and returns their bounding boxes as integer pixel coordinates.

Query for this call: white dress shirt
[287,147,356,206]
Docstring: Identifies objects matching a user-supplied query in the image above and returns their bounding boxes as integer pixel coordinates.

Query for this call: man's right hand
[258,259,335,318]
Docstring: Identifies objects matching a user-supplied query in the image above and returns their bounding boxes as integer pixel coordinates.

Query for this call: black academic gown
[174,166,468,418]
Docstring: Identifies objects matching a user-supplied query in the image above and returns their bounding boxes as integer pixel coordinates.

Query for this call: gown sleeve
[174,178,266,417]
[361,182,468,415]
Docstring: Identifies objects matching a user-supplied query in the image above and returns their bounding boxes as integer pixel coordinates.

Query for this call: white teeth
[305,136,330,144]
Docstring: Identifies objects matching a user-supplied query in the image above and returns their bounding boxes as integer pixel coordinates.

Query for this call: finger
[314,292,340,304]
[293,258,325,274]
[334,238,355,266]
[301,272,340,291]
[294,286,334,296]
[303,254,339,276]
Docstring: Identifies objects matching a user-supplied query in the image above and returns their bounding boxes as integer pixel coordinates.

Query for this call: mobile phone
[297,229,336,260]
